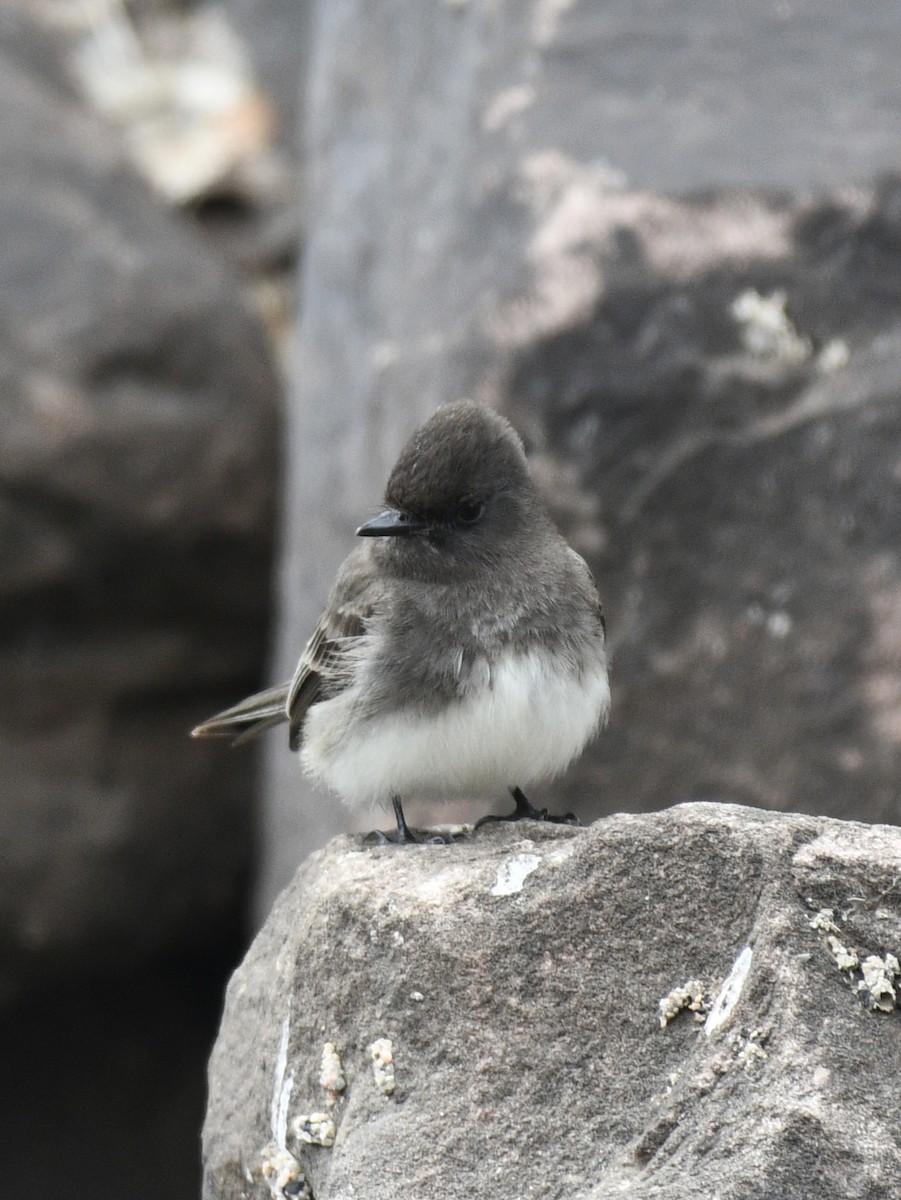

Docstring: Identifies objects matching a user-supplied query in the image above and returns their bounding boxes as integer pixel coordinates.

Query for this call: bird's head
[357,401,546,582]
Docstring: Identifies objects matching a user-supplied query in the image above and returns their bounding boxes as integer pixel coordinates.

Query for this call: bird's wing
[193,545,379,750]
[285,594,372,750]
[284,543,382,750]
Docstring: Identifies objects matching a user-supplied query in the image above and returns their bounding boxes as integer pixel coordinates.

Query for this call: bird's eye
[456,498,485,525]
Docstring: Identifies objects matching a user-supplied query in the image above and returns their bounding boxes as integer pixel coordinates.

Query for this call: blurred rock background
[0,2,298,1196]
[2,1,901,1197]
[264,0,901,893]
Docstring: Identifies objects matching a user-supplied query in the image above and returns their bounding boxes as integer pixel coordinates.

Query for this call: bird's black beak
[356,509,427,537]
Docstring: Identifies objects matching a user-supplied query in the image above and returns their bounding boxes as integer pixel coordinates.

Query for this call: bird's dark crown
[384,401,532,526]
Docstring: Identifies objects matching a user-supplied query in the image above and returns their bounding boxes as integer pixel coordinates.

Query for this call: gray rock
[494,0,901,193]
[0,14,280,994]
[510,178,901,830]
[220,0,310,151]
[204,802,901,1199]
[263,0,901,903]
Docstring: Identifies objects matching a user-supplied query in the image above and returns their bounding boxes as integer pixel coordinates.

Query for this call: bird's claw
[363,827,453,845]
[475,787,581,829]
[364,796,456,845]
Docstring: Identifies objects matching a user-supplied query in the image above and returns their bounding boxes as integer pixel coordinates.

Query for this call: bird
[192,400,609,843]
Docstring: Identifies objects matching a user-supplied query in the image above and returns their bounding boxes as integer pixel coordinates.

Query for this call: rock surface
[264,0,901,902]
[0,11,280,994]
[221,0,309,153]
[516,178,901,828]
[204,803,901,1199]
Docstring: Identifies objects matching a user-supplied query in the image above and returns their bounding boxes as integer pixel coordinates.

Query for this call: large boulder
[204,802,901,1199]
[511,176,901,827]
[0,10,280,994]
[264,0,901,902]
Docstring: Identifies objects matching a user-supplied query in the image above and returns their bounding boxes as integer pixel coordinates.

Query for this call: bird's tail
[191,683,290,747]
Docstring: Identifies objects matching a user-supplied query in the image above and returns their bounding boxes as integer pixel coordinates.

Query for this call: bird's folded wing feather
[286,594,371,750]
[192,546,378,750]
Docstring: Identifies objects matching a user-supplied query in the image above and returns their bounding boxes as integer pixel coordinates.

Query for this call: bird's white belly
[300,648,610,809]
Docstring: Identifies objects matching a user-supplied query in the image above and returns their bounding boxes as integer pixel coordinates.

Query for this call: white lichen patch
[810,908,859,970]
[260,1141,310,1200]
[826,934,859,973]
[810,906,899,1013]
[727,1026,769,1073]
[811,902,859,969]
[292,1112,336,1148]
[817,338,850,374]
[730,287,811,365]
[857,954,900,1013]
[369,1037,396,1095]
[658,979,716,1028]
[319,1042,345,1103]
[809,907,840,934]
[490,853,541,896]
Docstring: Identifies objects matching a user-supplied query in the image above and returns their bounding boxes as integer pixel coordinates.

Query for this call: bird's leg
[475,786,580,828]
[364,796,453,845]
[391,794,416,843]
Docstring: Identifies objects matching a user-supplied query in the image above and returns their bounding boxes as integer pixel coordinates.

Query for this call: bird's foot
[475,786,581,829]
[363,796,454,846]
[363,826,453,846]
